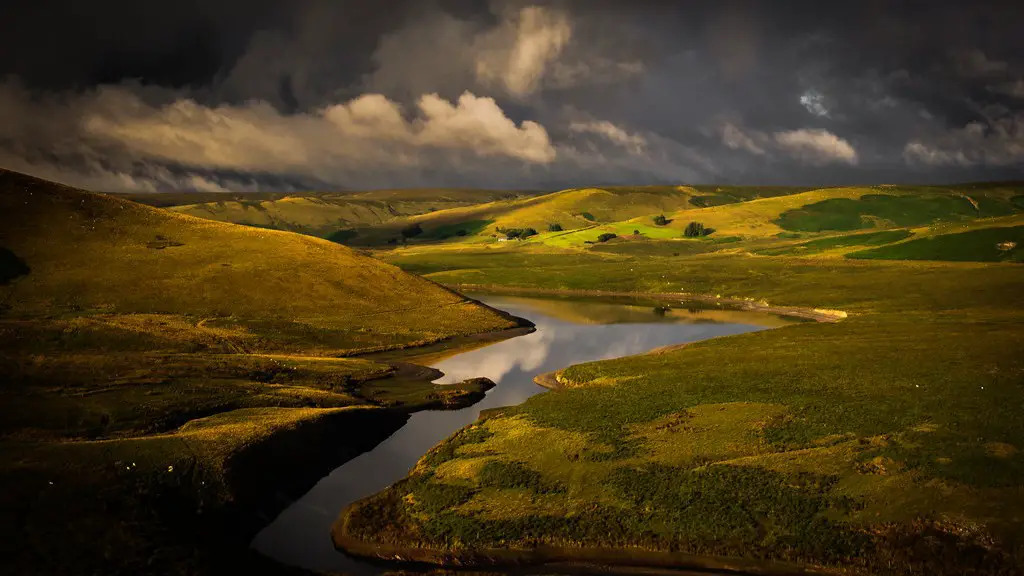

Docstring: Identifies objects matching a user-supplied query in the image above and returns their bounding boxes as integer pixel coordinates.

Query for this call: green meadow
[335,182,1024,575]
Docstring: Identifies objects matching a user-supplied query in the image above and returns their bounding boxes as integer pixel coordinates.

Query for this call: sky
[1,0,1023,192]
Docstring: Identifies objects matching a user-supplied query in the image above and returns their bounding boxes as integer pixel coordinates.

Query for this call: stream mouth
[250,292,799,575]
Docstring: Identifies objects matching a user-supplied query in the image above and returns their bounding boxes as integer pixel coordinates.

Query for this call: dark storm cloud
[0,0,1022,191]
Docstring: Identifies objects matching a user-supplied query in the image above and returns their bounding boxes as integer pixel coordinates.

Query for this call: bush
[326,229,358,244]
[684,222,714,237]
[580,212,596,221]
[653,214,668,226]
[633,229,640,235]
[597,233,618,243]
[401,223,423,239]
[548,223,563,232]
[496,227,538,240]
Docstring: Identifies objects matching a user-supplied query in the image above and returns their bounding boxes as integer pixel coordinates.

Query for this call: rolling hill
[0,170,516,346]
[151,188,543,239]
[0,169,524,575]
[342,185,708,245]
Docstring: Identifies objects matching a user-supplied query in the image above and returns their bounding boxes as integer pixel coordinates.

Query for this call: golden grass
[0,170,516,345]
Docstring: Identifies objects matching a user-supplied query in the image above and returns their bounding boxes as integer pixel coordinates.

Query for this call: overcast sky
[1,0,1022,191]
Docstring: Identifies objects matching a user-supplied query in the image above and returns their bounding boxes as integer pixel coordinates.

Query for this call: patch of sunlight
[434,456,495,484]
[628,402,788,468]
[454,487,598,520]
[457,415,621,502]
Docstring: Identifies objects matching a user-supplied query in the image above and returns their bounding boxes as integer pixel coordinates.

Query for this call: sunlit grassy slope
[343,183,1024,256]
[0,170,515,345]
[162,188,541,238]
[371,182,1024,263]
[345,186,705,245]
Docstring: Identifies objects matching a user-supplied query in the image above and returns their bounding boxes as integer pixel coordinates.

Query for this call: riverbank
[0,314,533,576]
[335,254,1024,576]
[446,284,848,323]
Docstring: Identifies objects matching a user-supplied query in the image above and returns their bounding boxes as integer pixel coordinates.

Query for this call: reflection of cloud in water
[432,327,556,384]
[433,317,747,388]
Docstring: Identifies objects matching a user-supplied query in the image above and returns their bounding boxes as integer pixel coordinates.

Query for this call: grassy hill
[336,219,1024,575]
[156,188,541,239]
[0,169,523,575]
[369,183,1024,265]
[344,186,705,245]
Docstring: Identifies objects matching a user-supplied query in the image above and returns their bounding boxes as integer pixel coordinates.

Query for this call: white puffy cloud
[715,120,857,165]
[773,128,859,165]
[799,89,831,117]
[720,121,767,156]
[568,120,647,155]
[76,87,557,174]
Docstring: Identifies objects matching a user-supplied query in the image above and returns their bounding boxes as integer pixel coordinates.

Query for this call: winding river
[251,293,797,574]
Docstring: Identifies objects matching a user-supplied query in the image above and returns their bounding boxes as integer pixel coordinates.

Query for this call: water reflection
[251,293,785,574]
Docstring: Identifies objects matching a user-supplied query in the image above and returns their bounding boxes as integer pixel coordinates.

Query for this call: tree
[401,223,423,239]
[684,222,705,238]
[522,227,538,238]
[548,223,563,232]
[633,229,640,235]
[653,214,668,226]
[597,233,618,242]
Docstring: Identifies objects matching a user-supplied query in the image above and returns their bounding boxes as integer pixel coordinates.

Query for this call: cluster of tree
[401,223,423,239]
[596,232,618,242]
[683,222,715,237]
[653,214,669,226]
[548,223,563,232]
[497,226,538,239]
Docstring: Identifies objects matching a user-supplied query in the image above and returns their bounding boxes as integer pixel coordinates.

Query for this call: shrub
[633,229,640,235]
[548,223,563,232]
[597,233,618,243]
[684,222,714,237]
[401,223,423,239]
[653,214,668,226]
[496,226,538,240]
[580,212,596,221]
[326,229,358,243]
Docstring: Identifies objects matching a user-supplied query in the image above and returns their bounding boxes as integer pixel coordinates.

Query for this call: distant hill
[342,186,707,245]
[115,188,546,239]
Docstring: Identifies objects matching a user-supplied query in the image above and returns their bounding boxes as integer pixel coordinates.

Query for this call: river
[251,292,796,574]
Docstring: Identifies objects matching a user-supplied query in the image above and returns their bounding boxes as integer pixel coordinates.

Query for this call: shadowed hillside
[0,169,523,576]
